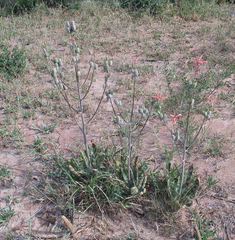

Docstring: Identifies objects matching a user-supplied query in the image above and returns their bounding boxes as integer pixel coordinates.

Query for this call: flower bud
[55,76,59,84]
[190,99,194,109]
[59,83,64,89]
[47,66,51,72]
[90,62,94,68]
[143,108,149,114]
[134,69,139,77]
[119,117,124,124]
[43,49,49,57]
[109,60,113,66]
[105,90,113,100]
[88,49,93,55]
[114,99,118,106]
[75,48,80,53]
[176,131,180,141]
[58,58,63,66]
[66,27,71,33]
[54,58,59,64]
[104,64,109,72]
[72,57,77,62]
[77,71,81,77]
[65,21,70,28]
[60,72,65,79]
[42,48,47,54]
[114,99,122,106]
[94,64,98,70]
[114,116,122,124]
[207,111,212,119]
[70,21,76,31]
[52,68,57,75]
[43,48,49,56]
[76,54,80,61]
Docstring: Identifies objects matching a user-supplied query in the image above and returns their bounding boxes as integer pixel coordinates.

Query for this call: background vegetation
[0,0,234,238]
[1,0,234,16]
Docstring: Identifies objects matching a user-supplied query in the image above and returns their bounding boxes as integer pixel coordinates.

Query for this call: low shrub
[0,43,26,79]
[0,0,75,15]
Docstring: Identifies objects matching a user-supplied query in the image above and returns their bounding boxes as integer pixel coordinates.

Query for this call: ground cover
[0,1,235,239]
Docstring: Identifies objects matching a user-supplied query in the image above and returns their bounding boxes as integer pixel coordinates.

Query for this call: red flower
[152,93,168,102]
[204,96,217,107]
[171,114,182,124]
[193,56,207,67]
[132,56,139,63]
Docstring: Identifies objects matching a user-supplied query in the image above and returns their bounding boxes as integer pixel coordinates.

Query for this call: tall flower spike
[170,114,182,124]
[152,93,168,102]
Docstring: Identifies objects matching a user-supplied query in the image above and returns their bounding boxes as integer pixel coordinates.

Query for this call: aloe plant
[150,147,199,212]
[120,156,148,196]
[42,21,110,170]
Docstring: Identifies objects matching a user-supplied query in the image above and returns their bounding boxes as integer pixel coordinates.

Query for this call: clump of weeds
[0,205,14,225]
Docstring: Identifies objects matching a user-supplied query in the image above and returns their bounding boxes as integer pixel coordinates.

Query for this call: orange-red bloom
[132,56,139,63]
[152,93,168,102]
[204,96,217,107]
[171,114,182,124]
[193,56,207,67]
